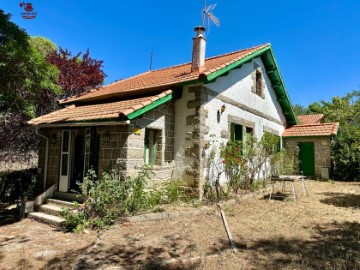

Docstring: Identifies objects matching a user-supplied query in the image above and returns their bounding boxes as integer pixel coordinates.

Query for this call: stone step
[46,198,77,208]
[37,204,64,217]
[53,191,86,203]
[28,212,65,227]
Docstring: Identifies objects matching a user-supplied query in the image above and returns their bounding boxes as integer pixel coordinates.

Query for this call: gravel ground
[1,180,359,270]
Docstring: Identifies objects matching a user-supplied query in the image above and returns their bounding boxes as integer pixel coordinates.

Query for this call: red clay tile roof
[60,44,269,104]
[282,123,339,137]
[297,114,324,124]
[28,90,172,125]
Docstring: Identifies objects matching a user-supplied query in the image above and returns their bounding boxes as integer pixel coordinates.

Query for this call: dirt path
[0,180,359,269]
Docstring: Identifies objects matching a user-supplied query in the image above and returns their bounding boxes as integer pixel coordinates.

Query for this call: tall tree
[322,91,360,180]
[30,36,57,58]
[29,36,61,116]
[0,11,60,163]
[47,48,106,97]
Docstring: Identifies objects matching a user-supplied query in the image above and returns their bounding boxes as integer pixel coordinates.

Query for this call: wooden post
[220,209,238,253]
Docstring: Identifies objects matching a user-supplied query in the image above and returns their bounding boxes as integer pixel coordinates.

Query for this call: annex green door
[299,143,315,176]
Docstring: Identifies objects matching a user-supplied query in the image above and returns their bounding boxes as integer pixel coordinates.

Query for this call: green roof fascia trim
[261,47,297,125]
[127,93,173,120]
[204,45,297,125]
[178,78,205,87]
[205,46,271,82]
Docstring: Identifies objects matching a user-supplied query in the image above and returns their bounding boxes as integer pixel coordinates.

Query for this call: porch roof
[27,90,172,126]
[282,122,339,137]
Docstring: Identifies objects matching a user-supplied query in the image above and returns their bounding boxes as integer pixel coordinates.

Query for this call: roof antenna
[149,50,153,71]
[202,0,221,31]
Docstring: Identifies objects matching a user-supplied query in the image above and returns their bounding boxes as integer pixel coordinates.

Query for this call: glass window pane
[62,131,69,152]
[61,154,68,175]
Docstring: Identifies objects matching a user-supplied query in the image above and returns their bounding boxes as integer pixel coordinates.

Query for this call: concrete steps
[37,203,64,216]
[28,212,66,227]
[28,197,79,228]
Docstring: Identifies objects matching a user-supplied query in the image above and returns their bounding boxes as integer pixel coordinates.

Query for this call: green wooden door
[299,143,315,176]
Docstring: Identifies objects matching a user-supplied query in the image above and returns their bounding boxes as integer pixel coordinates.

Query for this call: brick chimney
[191,26,206,72]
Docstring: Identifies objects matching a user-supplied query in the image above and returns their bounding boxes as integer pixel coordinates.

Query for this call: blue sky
[2,0,359,106]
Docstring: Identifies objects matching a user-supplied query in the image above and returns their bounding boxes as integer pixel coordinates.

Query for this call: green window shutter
[245,127,252,141]
[230,123,235,141]
[151,141,155,165]
[144,132,149,163]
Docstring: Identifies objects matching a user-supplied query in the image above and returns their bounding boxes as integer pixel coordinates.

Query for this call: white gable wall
[203,57,287,183]
[172,57,290,189]
[204,57,286,142]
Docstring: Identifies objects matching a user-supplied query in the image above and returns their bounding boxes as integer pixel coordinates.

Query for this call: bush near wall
[0,168,40,203]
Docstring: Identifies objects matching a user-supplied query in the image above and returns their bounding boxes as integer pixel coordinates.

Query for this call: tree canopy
[47,48,106,97]
[321,91,360,180]
[293,92,359,180]
[0,10,106,164]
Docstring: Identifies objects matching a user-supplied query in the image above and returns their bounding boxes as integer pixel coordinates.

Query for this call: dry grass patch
[0,180,359,270]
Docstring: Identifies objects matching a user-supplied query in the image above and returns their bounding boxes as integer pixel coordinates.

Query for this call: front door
[59,130,71,192]
[299,142,315,176]
[58,128,100,193]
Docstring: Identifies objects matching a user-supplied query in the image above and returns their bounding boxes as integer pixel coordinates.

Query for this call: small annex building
[282,114,339,178]
[28,26,298,197]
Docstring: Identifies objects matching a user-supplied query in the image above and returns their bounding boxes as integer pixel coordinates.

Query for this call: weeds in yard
[61,167,153,231]
[61,169,197,232]
[204,133,295,202]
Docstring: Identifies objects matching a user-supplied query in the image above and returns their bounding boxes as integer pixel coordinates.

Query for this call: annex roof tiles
[282,123,339,137]
[297,114,324,124]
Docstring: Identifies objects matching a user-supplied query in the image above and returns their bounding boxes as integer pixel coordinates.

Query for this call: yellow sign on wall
[134,127,141,135]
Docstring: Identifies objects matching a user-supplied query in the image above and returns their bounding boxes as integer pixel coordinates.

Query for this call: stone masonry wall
[183,85,208,197]
[99,101,175,182]
[126,101,175,182]
[283,136,332,177]
[96,125,129,176]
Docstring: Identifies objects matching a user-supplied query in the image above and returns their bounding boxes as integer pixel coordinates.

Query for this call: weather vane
[201,0,220,28]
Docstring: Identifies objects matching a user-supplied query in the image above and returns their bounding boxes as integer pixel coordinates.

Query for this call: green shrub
[62,167,154,232]
[0,168,40,203]
[61,168,199,232]
[61,205,89,233]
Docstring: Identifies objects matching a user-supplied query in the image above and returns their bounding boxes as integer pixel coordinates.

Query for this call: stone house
[28,26,298,197]
[283,114,339,178]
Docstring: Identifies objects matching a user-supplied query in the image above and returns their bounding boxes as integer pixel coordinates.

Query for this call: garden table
[269,175,308,202]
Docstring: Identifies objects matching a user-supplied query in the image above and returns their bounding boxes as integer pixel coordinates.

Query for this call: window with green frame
[144,129,159,165]
[230,123,243,142]
[230,124,253,142]
[230,123,254,151]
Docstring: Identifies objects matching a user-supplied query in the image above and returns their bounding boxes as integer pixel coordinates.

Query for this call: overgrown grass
[61,170,197,232]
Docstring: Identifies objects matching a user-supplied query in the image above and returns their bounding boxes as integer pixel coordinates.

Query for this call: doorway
[70,132,85,191]
[58,128,100,193]
[299,142,315,176]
